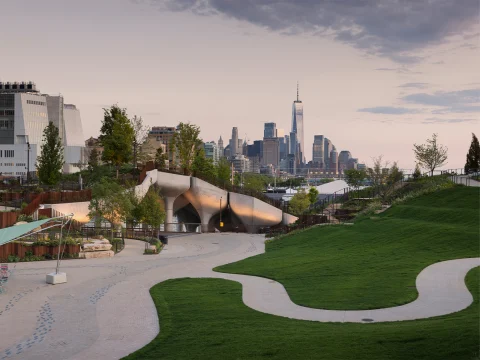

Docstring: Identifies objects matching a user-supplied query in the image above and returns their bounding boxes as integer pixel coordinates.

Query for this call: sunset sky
[1,0,479,170]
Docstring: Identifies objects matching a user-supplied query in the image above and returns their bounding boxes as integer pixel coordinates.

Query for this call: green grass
[216,186,479,310]
[123,268,479,360]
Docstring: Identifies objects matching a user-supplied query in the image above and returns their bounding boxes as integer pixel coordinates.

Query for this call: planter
[49,246,60,256]
[66,244,80,255]
[33,245,48,256]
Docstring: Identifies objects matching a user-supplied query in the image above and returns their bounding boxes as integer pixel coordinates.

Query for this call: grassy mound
[123,268,479,360]
[216,186,479,310]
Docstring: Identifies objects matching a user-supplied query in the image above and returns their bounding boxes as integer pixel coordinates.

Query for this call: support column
[164,196,175,232]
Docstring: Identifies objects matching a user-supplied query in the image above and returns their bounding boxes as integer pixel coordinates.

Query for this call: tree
[308,187,319,204]
[88,148,100,170]
[169,122,202,175]
[138,186,165,235]
[88,177,133,239]
[344,169,367,197]
[155,147,168,169]
[289,189,310,216]
[367,157,403,201]
[243,173,269,192]
[217,157,231,184]
[412,163,421,180]
[413,133,448,176]
[192,148,217,179]
[130,115,150,170]
[101,107,135,178]
[464,133,480,174]
[36,121,64,185]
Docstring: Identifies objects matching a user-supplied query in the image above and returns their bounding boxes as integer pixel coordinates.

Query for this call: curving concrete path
[0,234,478,360]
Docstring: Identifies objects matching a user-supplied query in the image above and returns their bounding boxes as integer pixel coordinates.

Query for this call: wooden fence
[0,242,81,261]
[0,212,18,229]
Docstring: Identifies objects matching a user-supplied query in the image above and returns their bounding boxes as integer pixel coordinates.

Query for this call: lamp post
[219,196,223,229]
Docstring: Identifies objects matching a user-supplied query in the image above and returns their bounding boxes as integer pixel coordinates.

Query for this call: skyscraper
[262,137,280,167]
[330,146,338,175]
[338,150,352,174]
[312,135,325,168]
[291,83,305,164]
[218,136,224,157]
[324,137,333,170]
[264,122,277,138]
[229,127,238,157]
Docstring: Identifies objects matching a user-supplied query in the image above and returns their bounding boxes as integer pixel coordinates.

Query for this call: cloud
[431,61,445,65]
[422,117,477,124]
[431,105,480,114]
[358,106,422,115]
[143,0,480,63]
[401,89,480,107]
[398,83,430,89]
[375,67,422,74]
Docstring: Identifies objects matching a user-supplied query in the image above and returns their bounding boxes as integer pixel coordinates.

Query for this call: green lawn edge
[122,267,480,360]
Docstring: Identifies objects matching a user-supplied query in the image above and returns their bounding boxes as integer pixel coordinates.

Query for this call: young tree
[288,189,310,216]
[169,122,202,175]
[36,121,64,185]
[88,177,133,239]
[155,147,168,169]
[412,163,422,180]
[138,186,165,236]
[464,133,480,174]
[344,169,367,197]
[217,157,231,184]
[88,148,100,170]
[413,133,448,176]
[192,148,217,179]
[130,115,150,170]
[308,187,319,204]
[101,114,135,178]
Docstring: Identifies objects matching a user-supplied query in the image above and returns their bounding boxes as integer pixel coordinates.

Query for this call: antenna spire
[296,81,299,101]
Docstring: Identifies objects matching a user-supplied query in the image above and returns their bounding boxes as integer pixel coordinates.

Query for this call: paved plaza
[0,234,478,360]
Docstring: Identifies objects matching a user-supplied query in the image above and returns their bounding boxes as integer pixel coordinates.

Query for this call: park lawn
[123,268,479,360]
[216,186,479,310]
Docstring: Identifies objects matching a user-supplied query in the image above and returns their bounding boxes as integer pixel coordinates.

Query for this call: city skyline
[2,0,478,170]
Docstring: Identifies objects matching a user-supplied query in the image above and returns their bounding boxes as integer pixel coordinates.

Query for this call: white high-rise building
[291,83,305,164]
[0,81,85,178]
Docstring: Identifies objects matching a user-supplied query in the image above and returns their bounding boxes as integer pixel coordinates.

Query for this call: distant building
[262,137,280,167]
[85,137,103,164]
[329,146,338,175]
[323,138,333,170]
[223,144,231,159]
[0,81,85,177]
[231,154,250,173]
[357,163,366,170]
[338,150,352,174]
[291,83,305,164]
[145,126,176,163]
[204,141,219,165]
[218,136,224,157]
[229,127,239,157]
[347,157,358,170]
[312,135,325,169]
[264,122,277,138]
[260,164,275,175]
[284,135,290,156]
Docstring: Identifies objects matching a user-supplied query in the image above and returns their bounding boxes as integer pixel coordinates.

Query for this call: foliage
[412,163,421,179]
[413,133,448,176]
[17,214,33,223]
[277,177,304,187]
[169,122,202,175]
[191,148,217,178]
[100,105,135,178]
[344,169,367,191]
[307,187,319,204]
[366,156,404,202]
[243,173,270,192]
[36,121,64,185]
[216,157,231,183]
[138,186,166,230]
[130,115,150,168]
[288,189,310,215]
[155,147,168,169]
[88,148,100,170]
[88,177,133,238]
[464,132,480,174]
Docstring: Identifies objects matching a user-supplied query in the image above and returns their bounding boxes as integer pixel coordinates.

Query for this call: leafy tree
[36,121,64,185]
[99,105,127,142]
[412,163,422,180]
[155,147,168,169]
[344,169,367,197]
[192,148,217,179]
[288,189,310,216]
[243,173,268,192]
[88,177,133,239]
[169,122,202,175]
[308,187,319,204]
[464,133,480,174]
[88,148,100,170]
[217,157,231,184]
[413,133,448,176]
[101,109,135,178]
[131,115,150,170]
[139,186,165,235]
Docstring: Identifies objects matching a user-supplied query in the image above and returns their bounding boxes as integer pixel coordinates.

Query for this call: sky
[1,0,479,170]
